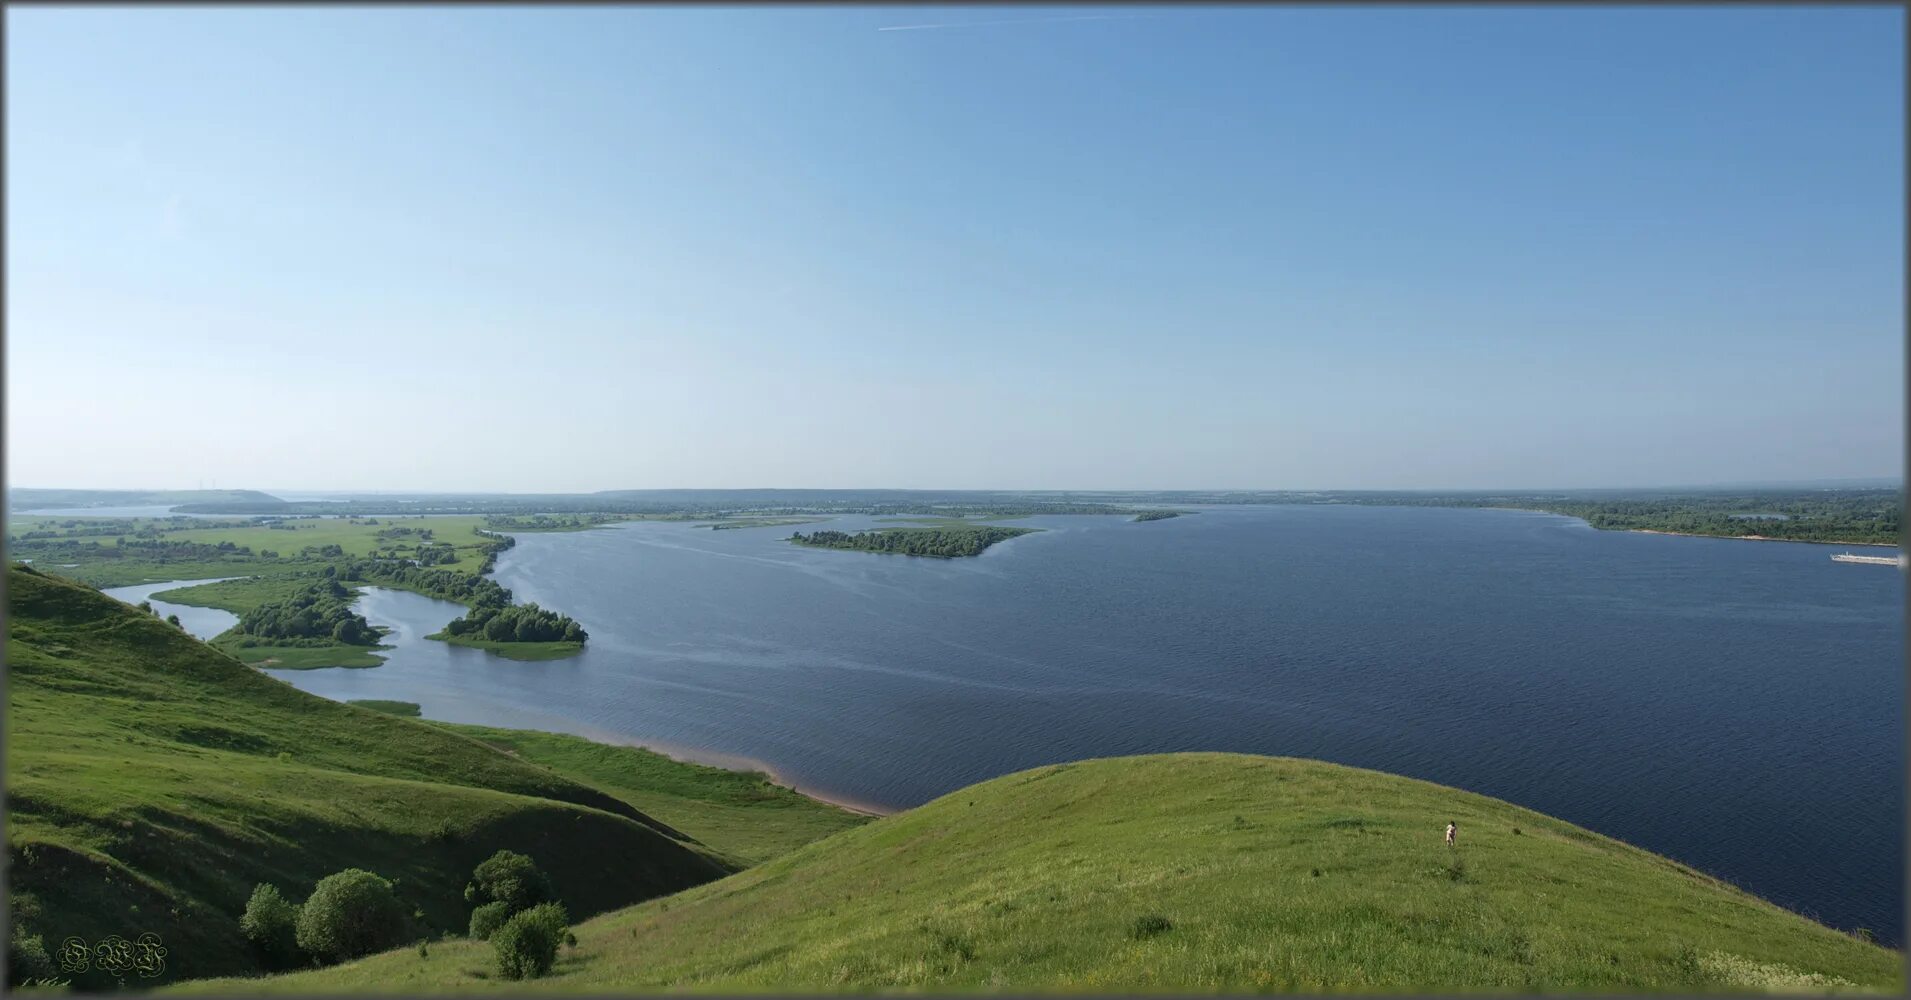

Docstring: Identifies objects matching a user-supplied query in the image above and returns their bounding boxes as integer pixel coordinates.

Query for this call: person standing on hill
[1445,821,1457,847]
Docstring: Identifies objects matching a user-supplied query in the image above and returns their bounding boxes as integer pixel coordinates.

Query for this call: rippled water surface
[263,505,1904,943]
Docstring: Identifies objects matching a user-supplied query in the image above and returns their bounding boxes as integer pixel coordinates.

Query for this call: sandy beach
[594,730,895,818]
[1629,528,1900,547]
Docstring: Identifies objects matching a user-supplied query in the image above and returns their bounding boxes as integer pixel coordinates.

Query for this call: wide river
[259,505,1904,944]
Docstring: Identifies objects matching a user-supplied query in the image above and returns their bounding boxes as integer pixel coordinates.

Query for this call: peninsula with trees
[789,526,1035,558]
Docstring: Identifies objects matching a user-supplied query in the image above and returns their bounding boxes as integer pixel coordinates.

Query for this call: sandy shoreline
[1627,528,1900,548]
[586,729,895,818]
[1481,506,1898,548]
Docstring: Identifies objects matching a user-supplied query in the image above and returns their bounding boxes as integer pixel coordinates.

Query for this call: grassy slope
[430,724,872,867]
[180,754,1902,994]
[3,566,731,988]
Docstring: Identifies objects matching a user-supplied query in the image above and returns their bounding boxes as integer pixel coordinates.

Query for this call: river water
[99,578,240,640]
[256,505,1903,943]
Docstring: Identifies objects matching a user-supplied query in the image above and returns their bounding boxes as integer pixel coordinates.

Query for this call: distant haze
[6,7,1902,492]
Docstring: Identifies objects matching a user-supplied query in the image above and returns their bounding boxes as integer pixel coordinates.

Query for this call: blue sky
[6,6,1902,491]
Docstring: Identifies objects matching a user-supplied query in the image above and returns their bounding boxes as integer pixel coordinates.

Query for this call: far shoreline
[1627,528,1900,548]
[1480,506,1900,548]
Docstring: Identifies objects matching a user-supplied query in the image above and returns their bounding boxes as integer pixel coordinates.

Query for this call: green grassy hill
[174,754,1902,994]
[426,724,870,869]
[4,566,741,988]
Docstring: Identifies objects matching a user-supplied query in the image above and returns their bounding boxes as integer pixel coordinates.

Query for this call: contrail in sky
[877,14,1152,32]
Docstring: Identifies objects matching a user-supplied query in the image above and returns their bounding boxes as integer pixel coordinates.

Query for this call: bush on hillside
[294,869,408,964]
[493,903,568,981]
[1130,914,1174,940]
[7,927,54,987]
[468,901,510,942]
[239,883,302,967]
[465,850,555,915]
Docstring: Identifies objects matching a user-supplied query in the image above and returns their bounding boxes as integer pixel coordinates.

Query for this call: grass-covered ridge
[428,725,872,868]
[175,753,1902,994]
[3,566,733,988]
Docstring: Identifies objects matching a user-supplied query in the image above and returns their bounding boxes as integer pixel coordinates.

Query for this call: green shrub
[468,901,510,941]
[493,903,568,981]
[1130,914,1173,940]
[7,927,54,986]
[466,850,554,915]
[294,869,408,964]
[239,883,302,967]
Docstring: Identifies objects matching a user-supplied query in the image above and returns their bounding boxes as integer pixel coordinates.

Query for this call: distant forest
[1320,490,1902,546]
[17,485,1901,547]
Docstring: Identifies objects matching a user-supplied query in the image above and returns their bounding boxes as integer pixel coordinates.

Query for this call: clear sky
[6,6,1902,492]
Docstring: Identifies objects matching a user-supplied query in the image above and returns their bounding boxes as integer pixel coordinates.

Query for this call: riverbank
[585,730,894,818]
[1478,506,1902,548]
[1630,528,1901,548]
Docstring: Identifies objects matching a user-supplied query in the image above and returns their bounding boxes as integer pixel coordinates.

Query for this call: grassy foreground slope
[432,724,872,867]
[177,754,1901,994]
[4,566,731,988]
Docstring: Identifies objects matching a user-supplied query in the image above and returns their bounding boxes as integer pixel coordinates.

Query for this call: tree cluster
[235,576,379,645]
[414,544,460,566]
[7,536,256,564]
[460,851,569,980]
[241,869,407,971]
[790,526,1034,558]
[443,602,586,644]
[238,851,572,979]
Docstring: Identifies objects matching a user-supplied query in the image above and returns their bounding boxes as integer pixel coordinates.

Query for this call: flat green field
[159,517,495,576]
[177,754,1903,994]
[154,574,339,613]
[22,558,314,589]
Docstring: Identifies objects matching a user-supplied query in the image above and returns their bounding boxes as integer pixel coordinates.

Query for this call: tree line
[238,850,572,981]
[339,540,586,646]
[790,527,1034,558]
[442,602,587,644]
[7,536,258,564]
[234,574,380,646]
